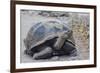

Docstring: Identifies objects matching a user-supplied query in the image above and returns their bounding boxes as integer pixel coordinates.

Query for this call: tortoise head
[58,30,72,39]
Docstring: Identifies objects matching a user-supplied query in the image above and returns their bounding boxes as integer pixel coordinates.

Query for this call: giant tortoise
[24,20,77,60]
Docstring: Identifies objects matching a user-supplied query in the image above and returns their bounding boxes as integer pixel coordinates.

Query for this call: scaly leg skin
[53,31,70,50]
[33,47,53,60]
[53,37,65,50]
[24,49,34,57]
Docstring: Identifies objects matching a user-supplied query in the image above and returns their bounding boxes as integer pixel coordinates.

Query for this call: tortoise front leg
[54,31,69,50]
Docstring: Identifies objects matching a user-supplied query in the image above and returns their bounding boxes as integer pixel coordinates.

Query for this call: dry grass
[72,23,89,60]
